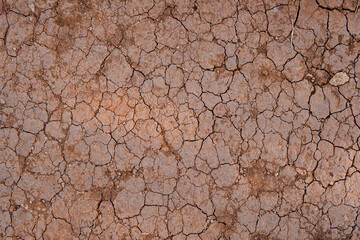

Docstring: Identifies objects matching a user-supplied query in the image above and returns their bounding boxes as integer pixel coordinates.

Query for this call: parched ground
[0,0,360,239]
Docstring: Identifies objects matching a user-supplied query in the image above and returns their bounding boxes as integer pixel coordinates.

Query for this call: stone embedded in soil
[329,72,350,86]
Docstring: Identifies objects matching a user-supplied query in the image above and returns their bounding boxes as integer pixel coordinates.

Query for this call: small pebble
[329,72,349,86]
[29,3,35,12]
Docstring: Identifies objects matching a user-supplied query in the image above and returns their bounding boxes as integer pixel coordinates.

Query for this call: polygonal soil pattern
[1,0,360,239]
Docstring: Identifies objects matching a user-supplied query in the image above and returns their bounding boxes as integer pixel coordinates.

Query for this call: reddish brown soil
[1,0,360,239]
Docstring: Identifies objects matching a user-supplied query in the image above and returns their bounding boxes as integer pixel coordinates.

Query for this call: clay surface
[1,0,360,239]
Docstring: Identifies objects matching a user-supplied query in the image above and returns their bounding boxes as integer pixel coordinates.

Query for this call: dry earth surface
[1,0,360,239]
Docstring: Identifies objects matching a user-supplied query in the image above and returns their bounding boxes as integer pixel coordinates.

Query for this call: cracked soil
[1,0,360,239]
